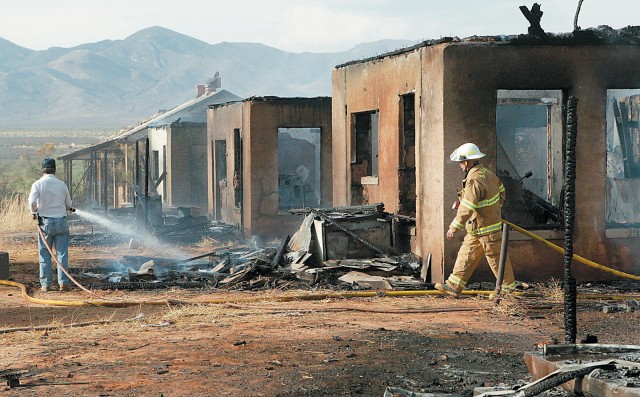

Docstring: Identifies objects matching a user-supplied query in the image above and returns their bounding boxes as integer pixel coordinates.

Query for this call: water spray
[73,208,191,260]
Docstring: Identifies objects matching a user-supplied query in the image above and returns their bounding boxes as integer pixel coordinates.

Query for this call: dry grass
[490,292,530,317]
[0,194,32,232]
[0,301,288,344]
[538,278,564,303]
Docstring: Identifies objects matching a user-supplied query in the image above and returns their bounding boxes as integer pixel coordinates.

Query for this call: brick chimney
[196,84,206,98]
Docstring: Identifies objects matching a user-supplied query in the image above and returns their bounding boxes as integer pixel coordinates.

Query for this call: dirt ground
[0,227,639,397]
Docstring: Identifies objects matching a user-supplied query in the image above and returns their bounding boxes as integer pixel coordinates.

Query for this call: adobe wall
[167,123,208,209]
[148,127,167,200]
[441,43,640,282]
[416,46,447,283]
[333,47,448,279]
[331,50,422,210]
[206,102,244,228]
[247,98,333,239]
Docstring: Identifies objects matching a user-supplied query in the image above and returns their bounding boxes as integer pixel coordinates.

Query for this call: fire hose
[503,220,640,281]
[0,221,638,308]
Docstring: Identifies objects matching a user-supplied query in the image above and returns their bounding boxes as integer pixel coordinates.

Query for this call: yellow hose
[0,279,451,307]
[503,220,640,281]
[2,278,639,307]
[2,219,638,307]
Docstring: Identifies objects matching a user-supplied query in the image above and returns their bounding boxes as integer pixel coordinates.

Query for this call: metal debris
[0,369,28,388]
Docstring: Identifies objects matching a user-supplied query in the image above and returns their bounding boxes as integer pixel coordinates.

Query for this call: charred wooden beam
[271,235,290,268]
[520,3,548,39]
[173,249,220,266]
[151,170,166,191]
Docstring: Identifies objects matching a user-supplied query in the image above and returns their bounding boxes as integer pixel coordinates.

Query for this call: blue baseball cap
[42,158,56,170]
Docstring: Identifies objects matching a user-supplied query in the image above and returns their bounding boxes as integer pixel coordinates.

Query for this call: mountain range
[0,26,415,129]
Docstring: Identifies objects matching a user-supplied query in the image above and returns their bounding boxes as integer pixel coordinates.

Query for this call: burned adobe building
[207,97,332,239]
[331,27,640,283]
[59,82,240,222]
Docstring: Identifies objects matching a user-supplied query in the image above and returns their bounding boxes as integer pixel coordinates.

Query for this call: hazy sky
[1,0,638,53]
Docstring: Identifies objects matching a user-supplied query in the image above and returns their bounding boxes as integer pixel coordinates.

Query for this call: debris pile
[78,204,425,292]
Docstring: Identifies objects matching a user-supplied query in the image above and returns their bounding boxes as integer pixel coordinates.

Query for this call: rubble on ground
[76,204,426,292]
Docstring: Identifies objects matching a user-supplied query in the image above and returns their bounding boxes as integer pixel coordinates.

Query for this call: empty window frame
[151,150,160,181]
[399,93,416,217]
[352,111,379,178]
[233,128,243,208]
[278,127,321,211]
[606,89,640,228]
[496,90,563,228]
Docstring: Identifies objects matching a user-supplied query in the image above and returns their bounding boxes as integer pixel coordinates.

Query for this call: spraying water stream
[73,209,193,270]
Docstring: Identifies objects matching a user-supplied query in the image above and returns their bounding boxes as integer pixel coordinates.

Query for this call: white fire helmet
[449,143,486,162]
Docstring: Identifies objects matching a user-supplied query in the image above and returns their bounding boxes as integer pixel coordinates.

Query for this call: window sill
[605,228,640,238]
[361,176,379,185]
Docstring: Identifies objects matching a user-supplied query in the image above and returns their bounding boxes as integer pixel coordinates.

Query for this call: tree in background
[0,143,57,199]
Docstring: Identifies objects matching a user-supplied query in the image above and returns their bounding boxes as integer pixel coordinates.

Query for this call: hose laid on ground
[0,220,635,307]
[503,220,640,281]
[223,303,481,314]
[7,223,504,307]
[2,275,639,308]
[0,274,500,307]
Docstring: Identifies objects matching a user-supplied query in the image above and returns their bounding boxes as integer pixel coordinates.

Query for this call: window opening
[278,127,321,211]
[151,150,160,181]
[606,89,640,227]
[496,90,563,228]
[233,128,242,208]
[350,110,379,205]
[214,140,227,220]
[353,111,379,177]
[399,94,416,217]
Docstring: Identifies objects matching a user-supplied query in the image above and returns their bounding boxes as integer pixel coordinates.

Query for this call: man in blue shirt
[28,158,73,292]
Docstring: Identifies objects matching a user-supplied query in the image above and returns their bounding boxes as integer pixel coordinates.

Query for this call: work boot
[59,284,70,292]
[434,282,461,298]
[41,286,50,292]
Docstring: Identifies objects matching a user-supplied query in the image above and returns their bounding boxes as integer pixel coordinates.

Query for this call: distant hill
[0,27,415,129]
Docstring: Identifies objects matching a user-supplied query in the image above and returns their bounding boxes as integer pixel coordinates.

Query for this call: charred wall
[334,41,640,283]
[332,46,447,281]
[208,98,332,239]
[246,98,332,239]
[207,102,244,228]
[441,43,640,282]
[331,50,422,211]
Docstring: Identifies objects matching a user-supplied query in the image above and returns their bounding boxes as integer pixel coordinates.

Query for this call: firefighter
[435,143,516,298]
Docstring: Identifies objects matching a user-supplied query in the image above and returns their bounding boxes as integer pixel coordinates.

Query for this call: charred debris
[77,203,424,292]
